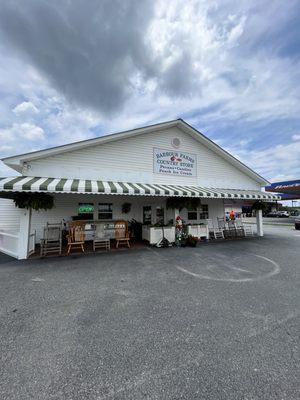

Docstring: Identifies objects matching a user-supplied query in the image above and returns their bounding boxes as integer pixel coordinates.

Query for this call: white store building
[0,119,279,259]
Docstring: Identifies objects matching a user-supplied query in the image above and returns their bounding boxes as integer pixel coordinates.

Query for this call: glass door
[143,206,152,225]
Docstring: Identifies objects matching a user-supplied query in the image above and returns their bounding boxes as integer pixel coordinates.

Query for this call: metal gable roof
[1,119,269,185]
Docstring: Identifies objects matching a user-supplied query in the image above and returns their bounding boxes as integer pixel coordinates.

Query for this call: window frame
[78,202,94,220]
[187,204,209,221]
[98,203,113,220]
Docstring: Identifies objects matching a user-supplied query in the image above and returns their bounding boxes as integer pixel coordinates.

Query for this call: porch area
[0,176,279,259]
[1,193,264,260]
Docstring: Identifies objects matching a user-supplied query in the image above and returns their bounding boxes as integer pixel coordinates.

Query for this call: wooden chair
[40,222,62,257]
[67,221,86,255]
[115,220,130,248]
[93,223,110,251]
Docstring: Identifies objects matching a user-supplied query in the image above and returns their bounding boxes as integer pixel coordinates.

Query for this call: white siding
[31,194,168,242]
[180,198,225,225]
[0,198,22,232]
[27,127,261,190]
[0,195,225,245]
[29,194,225,243]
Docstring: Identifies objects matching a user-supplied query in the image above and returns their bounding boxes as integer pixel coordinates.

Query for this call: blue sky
[0,0,299,183]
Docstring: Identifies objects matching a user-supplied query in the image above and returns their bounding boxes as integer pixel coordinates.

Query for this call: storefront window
[199,205,209,219]
[143,206,152,225]
[187,209,198,220]
[98,203,113,220]
[187,205,209,220]
[78,203,94,220]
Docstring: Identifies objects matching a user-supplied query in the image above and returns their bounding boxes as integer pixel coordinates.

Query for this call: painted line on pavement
[176,254,280,283]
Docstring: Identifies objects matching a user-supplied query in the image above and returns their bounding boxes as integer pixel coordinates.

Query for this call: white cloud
[227,15,247,45]
[228,141,300,181]
[0,145,13,152]
[13,101,39,116]
[0,122,45,143]
[20,123,45,140]
[0,0,299,183]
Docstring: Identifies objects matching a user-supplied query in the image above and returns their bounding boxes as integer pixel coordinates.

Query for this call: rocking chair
[206,219,224,240]
[115,220,130,248]
[67,221,86,255]
[40,222,63,257]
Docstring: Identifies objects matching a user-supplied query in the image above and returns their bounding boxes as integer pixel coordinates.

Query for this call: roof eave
[2,119,180,165]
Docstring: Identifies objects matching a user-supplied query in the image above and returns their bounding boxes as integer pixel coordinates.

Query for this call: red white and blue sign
[265,179,300,199]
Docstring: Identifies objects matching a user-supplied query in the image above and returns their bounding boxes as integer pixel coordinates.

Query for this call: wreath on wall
[121,202,132,214]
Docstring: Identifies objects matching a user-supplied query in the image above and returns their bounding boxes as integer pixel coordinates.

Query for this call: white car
[278,211,290,217]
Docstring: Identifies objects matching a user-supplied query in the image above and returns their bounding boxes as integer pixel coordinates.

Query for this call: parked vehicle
[277,211,290,218]
[266,211,290,218]
[265,211,279,217]
[295,217,300,230]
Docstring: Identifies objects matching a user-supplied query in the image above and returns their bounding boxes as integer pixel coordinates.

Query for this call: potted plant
[252,200,267,214]
[176,231,187,247]
[186,234,198,247]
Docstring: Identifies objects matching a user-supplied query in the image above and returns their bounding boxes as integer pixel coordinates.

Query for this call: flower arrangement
[175,215,187,246]
[252,200,267,212]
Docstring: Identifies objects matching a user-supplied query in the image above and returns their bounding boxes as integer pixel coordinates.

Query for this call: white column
[256,209,263,237]
[18,208,32,259]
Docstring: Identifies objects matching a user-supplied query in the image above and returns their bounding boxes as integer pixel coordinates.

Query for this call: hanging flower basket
[166,197,201,211]
[252,200,267,212]
[12,192,54,211]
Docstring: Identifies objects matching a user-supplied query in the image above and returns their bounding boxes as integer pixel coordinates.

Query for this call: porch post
[18,208,32,259]
[256,209,263,237]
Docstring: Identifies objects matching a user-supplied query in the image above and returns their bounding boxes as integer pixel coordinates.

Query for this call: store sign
[78,203,94,214]
[153,148,197,177]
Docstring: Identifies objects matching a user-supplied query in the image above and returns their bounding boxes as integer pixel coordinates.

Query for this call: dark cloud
[0,0,299,118]
[0,0,156,113]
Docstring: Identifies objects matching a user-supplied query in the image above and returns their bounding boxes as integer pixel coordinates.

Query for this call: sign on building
[153,148,197,177]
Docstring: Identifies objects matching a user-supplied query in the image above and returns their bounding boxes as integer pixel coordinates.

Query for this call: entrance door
[155,206,165,225]
[143,206,152,225]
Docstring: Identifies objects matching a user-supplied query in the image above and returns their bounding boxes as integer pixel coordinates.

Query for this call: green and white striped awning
[0,176,280,200]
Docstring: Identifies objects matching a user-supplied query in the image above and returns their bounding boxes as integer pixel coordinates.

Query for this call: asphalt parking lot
[0,226,299,400]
